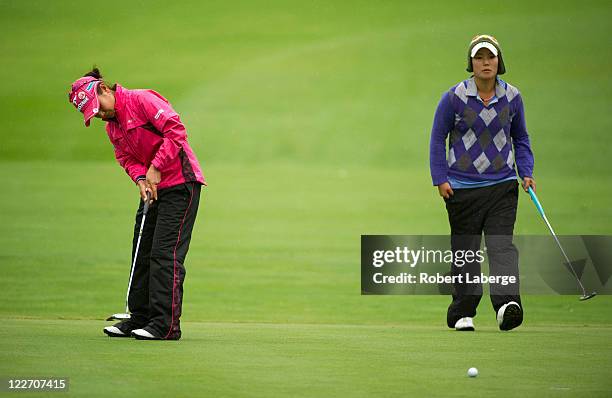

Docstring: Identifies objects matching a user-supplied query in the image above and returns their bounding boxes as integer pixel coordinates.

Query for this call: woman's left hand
[146,164,162,200]
[522,177,536,193]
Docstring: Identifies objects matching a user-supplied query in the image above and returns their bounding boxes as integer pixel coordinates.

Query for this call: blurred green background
[1,0,611,396]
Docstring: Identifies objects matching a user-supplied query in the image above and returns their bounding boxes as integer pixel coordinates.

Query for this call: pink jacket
[105,85,206,190]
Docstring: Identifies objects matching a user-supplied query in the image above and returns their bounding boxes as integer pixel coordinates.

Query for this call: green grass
[2,162,611,397]
[1,0,612,396]
[2,320,611,397]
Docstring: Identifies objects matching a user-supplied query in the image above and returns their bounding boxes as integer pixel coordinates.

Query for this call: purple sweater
[429,77,534,186]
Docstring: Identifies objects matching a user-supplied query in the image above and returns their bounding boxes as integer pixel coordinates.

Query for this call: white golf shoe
[131,328,160,340]
[103,319,145,338]
[103,326,129,338]
[497,301,523,331]
[454,317,475,331]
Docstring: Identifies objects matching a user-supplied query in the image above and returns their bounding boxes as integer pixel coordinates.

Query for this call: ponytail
[83,66,117,92]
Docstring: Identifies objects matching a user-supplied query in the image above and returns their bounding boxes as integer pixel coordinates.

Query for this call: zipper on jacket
[120,125,145,164]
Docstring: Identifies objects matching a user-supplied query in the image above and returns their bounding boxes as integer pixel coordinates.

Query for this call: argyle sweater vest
[429,78,534,186]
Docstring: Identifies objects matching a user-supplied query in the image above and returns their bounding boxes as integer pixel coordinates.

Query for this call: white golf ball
[467,367,478,377]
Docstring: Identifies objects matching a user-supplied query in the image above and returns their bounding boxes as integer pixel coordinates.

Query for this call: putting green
[1,319,611,397]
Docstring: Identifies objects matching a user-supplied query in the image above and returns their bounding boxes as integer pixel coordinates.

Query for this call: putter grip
[143,192,152,215]
[528,187,545,218]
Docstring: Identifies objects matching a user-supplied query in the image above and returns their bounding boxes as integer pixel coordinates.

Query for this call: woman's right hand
[438,182,454,199]
[137,180,151,203]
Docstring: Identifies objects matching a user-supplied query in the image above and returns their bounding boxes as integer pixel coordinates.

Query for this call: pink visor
[68,76,101,126]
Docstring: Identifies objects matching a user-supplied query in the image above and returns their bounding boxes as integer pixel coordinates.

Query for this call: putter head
[106,313,131,321]
[579,292,597,301]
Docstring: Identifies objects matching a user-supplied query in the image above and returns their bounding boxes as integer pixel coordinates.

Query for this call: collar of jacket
[465,76,507,99]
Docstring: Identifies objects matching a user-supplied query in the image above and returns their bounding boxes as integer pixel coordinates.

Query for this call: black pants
[444,179,521,328]
[128,182,201,340]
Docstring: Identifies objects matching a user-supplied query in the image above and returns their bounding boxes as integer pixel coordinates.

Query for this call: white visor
[471,42,498,57]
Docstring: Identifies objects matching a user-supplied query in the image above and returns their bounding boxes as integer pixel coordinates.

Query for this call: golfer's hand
[522,177,536,193]
[438,182,454,200]
[137,180,153,204]
[146,164,161,201]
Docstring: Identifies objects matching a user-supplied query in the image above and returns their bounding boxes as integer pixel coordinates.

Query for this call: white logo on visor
[77,97,89,111]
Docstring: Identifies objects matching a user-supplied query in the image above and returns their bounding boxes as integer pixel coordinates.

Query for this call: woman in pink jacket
[68,68,206,340]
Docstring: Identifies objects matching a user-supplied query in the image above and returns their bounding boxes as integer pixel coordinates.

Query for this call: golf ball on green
[467,367,478,377]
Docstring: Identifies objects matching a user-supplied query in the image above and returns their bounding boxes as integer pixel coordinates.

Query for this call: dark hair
[83,66,117,93]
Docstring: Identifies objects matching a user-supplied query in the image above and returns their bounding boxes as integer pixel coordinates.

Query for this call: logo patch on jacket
[154,109,164,120]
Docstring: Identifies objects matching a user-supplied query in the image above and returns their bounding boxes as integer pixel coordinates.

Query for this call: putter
[106,191,152,321]
[527,187,596,301]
